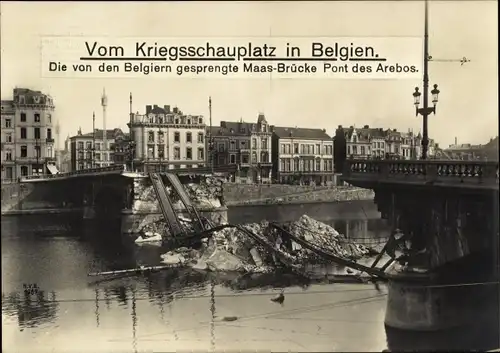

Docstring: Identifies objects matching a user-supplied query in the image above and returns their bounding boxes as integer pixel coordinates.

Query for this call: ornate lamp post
[412,0,441,160]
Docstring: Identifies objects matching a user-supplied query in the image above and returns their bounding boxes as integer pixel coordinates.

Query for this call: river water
[2,214,499,352]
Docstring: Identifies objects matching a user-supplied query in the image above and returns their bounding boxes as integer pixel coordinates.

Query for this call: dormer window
[19,96,25,104]
[199,117,203,124]
[187,117,191,124]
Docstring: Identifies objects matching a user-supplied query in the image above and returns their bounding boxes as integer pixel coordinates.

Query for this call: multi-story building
[128,104,206,172]
[441,137,498,161]
[1,88,56,180]
[69,128,126,171]
[272,127,334,185]
[209,114,273,183]
[1,100,16,181]
[340,125,435,160]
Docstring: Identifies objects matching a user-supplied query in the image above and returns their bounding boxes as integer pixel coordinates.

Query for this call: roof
[70,128,125,140]
[272,126,331,140]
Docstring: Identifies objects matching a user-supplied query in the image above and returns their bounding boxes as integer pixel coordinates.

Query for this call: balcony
[46,138,55,143]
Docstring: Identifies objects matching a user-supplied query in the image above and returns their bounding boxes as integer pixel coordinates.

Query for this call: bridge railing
[20,165,125,182]
[344,159,499,188]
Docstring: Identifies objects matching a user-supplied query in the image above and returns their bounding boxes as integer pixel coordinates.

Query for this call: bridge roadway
[342,159,499,333]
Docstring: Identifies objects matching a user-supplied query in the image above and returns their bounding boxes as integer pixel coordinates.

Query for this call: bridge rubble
[132,173,381,276]
[158,215,374,274]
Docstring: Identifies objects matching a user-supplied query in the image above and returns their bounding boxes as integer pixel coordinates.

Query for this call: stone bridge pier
[343,159,499,335]
[19,174,133,221]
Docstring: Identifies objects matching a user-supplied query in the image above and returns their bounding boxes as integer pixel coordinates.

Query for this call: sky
[1,1,498,148]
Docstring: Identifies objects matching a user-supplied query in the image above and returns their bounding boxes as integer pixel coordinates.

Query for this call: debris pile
[157,215,374,273]
[287,215,370,260]
[182,176,225,209]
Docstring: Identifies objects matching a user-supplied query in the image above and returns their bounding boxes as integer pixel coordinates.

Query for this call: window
[86,152,92,160]
[34,127,41,139]
[34,113,41,123]
[95,153,101,161]
[361,146,365,155]
[252,138,257,149]
[316,144,320,155]
[186,147,192,160]
[47,128,52,140]
[230,140,236,150]
[260,152,268,163]
[148,131,154,143]
[252,152,257,163]
[294,143,299,154]
[34,145,40,157]
[21,166,28,176]
[6,133,12,143]
[5,149,12,161]
[174,147,180,160]
[187,118,191,124]
[47,146,53,158]
[158,131,164,144]
[5,166,13,179]
[86,142,92,150]
[316,158,321,171]
[281,144,285,154]
[186,132,192,143]
[198,133,204,143]
[197,148,204,160]
[242,154,249,164]
[5,119,11,128]
[261,138,268,149]
[78,142,84,150]
[21,145,27,157]
[218,143,224,152]
[280,159,285,171]
[95,143,101,151]
[174,132,180,143]
[294,158,299,171]
[20,128,27,139]
[230,154,236,164]
[48,114,52,123]
[147,146,154,159]
[20,113,26,122]
[199,117,203,124]
[158,145,165,159]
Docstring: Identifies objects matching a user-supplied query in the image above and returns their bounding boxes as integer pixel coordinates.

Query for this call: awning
[47,164,59,175]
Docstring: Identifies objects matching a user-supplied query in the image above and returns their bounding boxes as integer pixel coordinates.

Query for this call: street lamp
[412,0,441,160]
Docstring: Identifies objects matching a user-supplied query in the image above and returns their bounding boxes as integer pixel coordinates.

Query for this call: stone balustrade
[344,159,499,190]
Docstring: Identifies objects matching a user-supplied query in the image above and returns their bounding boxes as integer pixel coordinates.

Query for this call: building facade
[69,128,126,171]
[272,127,334,185]
[209,114,273,183]
[1,88,56,181]
[128,104,206,172]
[340,125,436,160]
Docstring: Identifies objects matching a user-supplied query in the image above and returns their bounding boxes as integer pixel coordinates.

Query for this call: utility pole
[209,96,214,174]
[101,88,108,166]
[92,112,96,168]
[129,92,135,172]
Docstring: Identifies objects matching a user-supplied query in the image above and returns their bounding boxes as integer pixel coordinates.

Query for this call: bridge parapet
[344,159,498,190]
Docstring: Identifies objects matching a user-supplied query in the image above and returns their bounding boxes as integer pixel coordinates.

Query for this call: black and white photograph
[1,1,498,352]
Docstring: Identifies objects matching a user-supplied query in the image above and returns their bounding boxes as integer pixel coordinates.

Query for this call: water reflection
[2,215,499,352]
[2,290,59,329]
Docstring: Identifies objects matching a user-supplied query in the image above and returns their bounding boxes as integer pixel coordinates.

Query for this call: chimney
[153,104,158,110]
[221,121,227,128]
[322,128,326,132]
[146,105,152,114]
[173,107,178,114]
[164,105,170,113]
[394,129,397,132]
[363,125,369,129]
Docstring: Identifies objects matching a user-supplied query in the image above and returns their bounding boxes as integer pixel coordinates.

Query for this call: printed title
[41,37,423,79]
